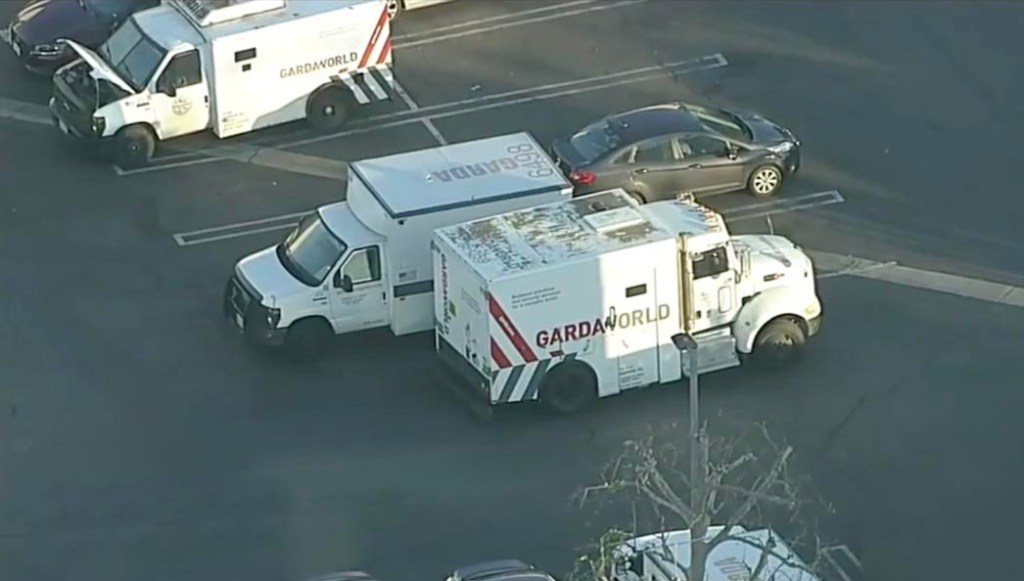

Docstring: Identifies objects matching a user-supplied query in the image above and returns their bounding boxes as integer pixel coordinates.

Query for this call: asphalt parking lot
[2,1,1024,581]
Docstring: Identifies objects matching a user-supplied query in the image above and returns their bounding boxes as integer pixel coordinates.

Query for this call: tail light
[569,170,596,186]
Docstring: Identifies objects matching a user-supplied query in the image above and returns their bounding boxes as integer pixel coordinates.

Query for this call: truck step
[684,330,740,375]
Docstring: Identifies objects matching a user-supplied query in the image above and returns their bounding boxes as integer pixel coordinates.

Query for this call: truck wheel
[748,164,783,198]
[540,360,598,414]
[385,0,403,20]
[307,87,351,132]
[752,316,806,368]
[285,318,332,361]
[112,125,155,169]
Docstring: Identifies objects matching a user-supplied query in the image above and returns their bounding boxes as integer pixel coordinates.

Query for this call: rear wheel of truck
[112,125,155,170]
[752,316,806,368]
[307,87,352,133]
[540,360,598,414]
[284,318,332,362]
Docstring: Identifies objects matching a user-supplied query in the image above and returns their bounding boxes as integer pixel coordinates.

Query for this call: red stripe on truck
[487,293,538,363]
[359,7,390,69]
[376,38,392,65]
[491,339,512,369]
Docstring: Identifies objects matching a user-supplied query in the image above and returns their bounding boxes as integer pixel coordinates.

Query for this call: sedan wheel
[748,165,783,198]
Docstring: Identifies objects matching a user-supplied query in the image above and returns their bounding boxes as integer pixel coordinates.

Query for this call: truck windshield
[99,18,166,92]
[278,214,349,287]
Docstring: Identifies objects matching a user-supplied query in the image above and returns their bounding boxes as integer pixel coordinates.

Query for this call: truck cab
[225,132,573,359]
[49,6,210,167]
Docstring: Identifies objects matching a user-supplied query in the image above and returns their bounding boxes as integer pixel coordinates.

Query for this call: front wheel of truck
[112,125,155,170]
[284,318,333,362]
[752,316,806,369]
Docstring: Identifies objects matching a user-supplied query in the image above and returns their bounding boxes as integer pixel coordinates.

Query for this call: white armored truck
[50,0,395,168]
[432,189,823,413]
[225,132,572,358]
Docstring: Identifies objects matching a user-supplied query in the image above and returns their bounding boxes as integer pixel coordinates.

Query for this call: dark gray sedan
[551,102,801,202]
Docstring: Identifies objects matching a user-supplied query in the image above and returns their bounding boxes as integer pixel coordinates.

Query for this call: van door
[329,245,389,333]
[610,274,664,392]
[688,245,739,333]
[150,49,210,139]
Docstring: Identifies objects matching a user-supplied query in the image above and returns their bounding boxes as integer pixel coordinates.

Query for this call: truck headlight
[265,307,281,328]
[91,116,106,135]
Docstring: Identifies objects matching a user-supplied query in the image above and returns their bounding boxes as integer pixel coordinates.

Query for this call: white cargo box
[432,189,721,403]
[342,132,573,335]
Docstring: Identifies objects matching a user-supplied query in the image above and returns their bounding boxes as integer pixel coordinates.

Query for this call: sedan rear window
[569,120,623,163]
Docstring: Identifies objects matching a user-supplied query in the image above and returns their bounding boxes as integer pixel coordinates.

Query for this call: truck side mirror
[334,271,354,293]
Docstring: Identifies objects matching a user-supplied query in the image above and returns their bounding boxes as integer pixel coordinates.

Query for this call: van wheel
[752,316,806,368]
[285,318,333,361]
[307,87,351,132]
[112,125,155,169]
[540,360,598,414]
[748,165,783,198]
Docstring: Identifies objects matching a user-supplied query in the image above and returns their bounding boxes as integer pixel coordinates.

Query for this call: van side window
[160,50,202,89]
[342,246,382,284]
[692,247,729,279]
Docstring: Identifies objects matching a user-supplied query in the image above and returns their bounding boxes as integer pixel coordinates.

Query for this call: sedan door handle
[634,168,649,174]
[685,163,703,169]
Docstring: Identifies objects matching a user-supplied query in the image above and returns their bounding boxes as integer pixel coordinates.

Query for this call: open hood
[63,39,134,94]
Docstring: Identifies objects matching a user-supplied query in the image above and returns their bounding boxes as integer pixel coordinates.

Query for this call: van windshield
[99,19,166,92]
[277,214,349,287]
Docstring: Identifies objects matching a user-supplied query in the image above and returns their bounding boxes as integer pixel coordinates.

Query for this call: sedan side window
[683,135,730,158]
[633,137,677,163]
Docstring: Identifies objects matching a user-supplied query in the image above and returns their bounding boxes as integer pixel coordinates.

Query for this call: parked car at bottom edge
[2,0,159,73]
[551,101,802,202]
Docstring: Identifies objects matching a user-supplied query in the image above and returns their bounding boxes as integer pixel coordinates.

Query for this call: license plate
[234,313,244,329]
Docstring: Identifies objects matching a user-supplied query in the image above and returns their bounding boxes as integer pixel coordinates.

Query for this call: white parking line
[170,188,840,248]
[725,190,845,221]
[392,79,447,145]
[115,53,729,175]
[0,96,51,126]
[394,0,648,49]
[393,0,595,43]
[812,251,1024,307]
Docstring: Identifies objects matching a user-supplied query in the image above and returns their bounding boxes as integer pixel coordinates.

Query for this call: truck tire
[284,318,333,362]
[112,125,155,169]
[386,0,403,20]
[752,316,806,368]
[747,164,783,198]
[307,87,352,132]
[540,360,598,414]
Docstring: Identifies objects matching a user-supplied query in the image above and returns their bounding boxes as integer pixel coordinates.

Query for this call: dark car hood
[12,0,103,46]
[735,111,797,145]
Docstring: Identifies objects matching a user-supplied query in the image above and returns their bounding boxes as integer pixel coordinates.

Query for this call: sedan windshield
[278,214,348,286]
[85,0,141,21]
[99,19,165,92]
[569,119,623,163]
[683,104,753,141]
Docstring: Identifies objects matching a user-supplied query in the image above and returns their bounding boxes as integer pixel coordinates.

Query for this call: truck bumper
[222,277,288,348]
[806,314,822,337]
[49,96,96,142]
[435,335,496,419]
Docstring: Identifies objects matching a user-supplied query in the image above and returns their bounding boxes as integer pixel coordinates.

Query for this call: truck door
[151,49,210,139]
[329,245,389,333]
[688,246,739,333]
[611,275,663,391]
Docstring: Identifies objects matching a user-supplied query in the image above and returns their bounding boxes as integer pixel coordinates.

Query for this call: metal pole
[687,346,701,511]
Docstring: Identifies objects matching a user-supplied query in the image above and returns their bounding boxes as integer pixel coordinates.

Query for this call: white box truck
[224,132,573,357]
[432,189,823,413]
[49,0,395,168]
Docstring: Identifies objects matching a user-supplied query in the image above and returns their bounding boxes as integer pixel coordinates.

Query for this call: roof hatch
[170,0,287,27]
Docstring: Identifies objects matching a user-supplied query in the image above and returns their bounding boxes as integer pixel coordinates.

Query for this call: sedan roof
[609,104,705,143]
